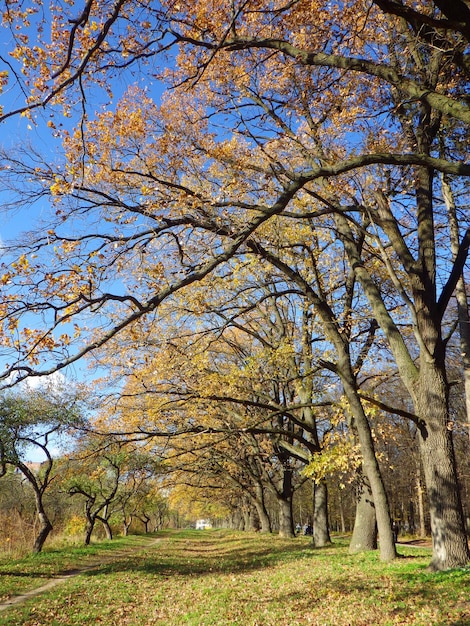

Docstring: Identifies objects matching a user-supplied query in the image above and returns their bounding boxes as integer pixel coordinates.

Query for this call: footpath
[0,537,160,613]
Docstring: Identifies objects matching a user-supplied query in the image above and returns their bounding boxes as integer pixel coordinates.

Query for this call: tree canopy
[0,0,469,570]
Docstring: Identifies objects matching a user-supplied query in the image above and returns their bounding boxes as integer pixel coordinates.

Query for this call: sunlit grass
[0,530,468,625]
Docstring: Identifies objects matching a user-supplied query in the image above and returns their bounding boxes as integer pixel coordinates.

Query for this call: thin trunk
[343,381,396,561]
[442,173,470,440]
[32,511,53,554]
[254,483,272,533]
[31,490,53,554]
[100,517,113,540]
[339,491,346,533]
[313,479,331,547]
[123,520,131,536]
[84,519,94,546]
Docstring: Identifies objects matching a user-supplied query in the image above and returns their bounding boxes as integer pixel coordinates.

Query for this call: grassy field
[0,530,468,625]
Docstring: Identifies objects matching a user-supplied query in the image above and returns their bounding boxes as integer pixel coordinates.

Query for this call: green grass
[0,530,468,625]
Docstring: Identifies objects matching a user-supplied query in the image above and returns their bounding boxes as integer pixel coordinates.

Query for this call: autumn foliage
[0,1,469,570]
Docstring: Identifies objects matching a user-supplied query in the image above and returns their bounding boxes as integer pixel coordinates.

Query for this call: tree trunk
[32,511,53,554]
[338,490,346,533]
[349,471,378,553]
[253,483,272,533]
[414,364,470,570]
[232,509,244,530]
[31,490,53,554]
[243,499,258,531]
[122,513,132,536]
[100,517,113,540]
[442,174,470,438]
[343,381,396,561]
[277,496,295,538]
[313,479,331,547]
[416,467,426,538]
[276,463,295,538]
[84,519,94,545]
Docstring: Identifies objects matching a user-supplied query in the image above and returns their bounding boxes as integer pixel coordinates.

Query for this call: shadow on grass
[0,571,52,579]
[80,531,325,579]
[96,530,467,619]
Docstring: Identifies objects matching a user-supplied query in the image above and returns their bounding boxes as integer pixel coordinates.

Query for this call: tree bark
[414,363,470,570]
[338,491,346,533]
[99,517,113,540]
[342,379,397,561]
[32,510,53,554]
[29,480,53,553]
[253,483,272,533]
[349,471,378,553]
[277,496,295,538]
[313,479,331,547]
[416,469,427,538]
[84,519,94,546]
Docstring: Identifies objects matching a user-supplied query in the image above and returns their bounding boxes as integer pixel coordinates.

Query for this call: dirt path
[0,568,92,612]
[0,537,160,613]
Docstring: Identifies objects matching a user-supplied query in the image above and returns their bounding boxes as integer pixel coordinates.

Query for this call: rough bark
[313,479,331,547]
[413,363,470,570]
[277,496,295,538]
[416,467,427,538]
[349,472,378,553]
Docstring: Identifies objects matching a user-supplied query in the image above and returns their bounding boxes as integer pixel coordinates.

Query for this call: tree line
[0,1,469,570]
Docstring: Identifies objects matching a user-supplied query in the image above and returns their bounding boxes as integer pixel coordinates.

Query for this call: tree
[114,456,162,535]
[0,384,82,552]
[0,1,469,570]
[95,275,341,538]
[131,483,169,534]
[64,437,133,544]
[154,0,470,569]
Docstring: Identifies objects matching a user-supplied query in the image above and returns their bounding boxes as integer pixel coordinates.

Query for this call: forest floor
[0,530,467,625]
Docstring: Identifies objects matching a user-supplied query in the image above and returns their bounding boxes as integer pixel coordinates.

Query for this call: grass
[0,530,468,625]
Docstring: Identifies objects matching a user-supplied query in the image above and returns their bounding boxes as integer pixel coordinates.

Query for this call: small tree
[0,384,83,552]
[64,439,155,544]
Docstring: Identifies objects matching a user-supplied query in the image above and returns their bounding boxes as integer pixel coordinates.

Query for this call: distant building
[195,519,212,530]
[15,462,42,475]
